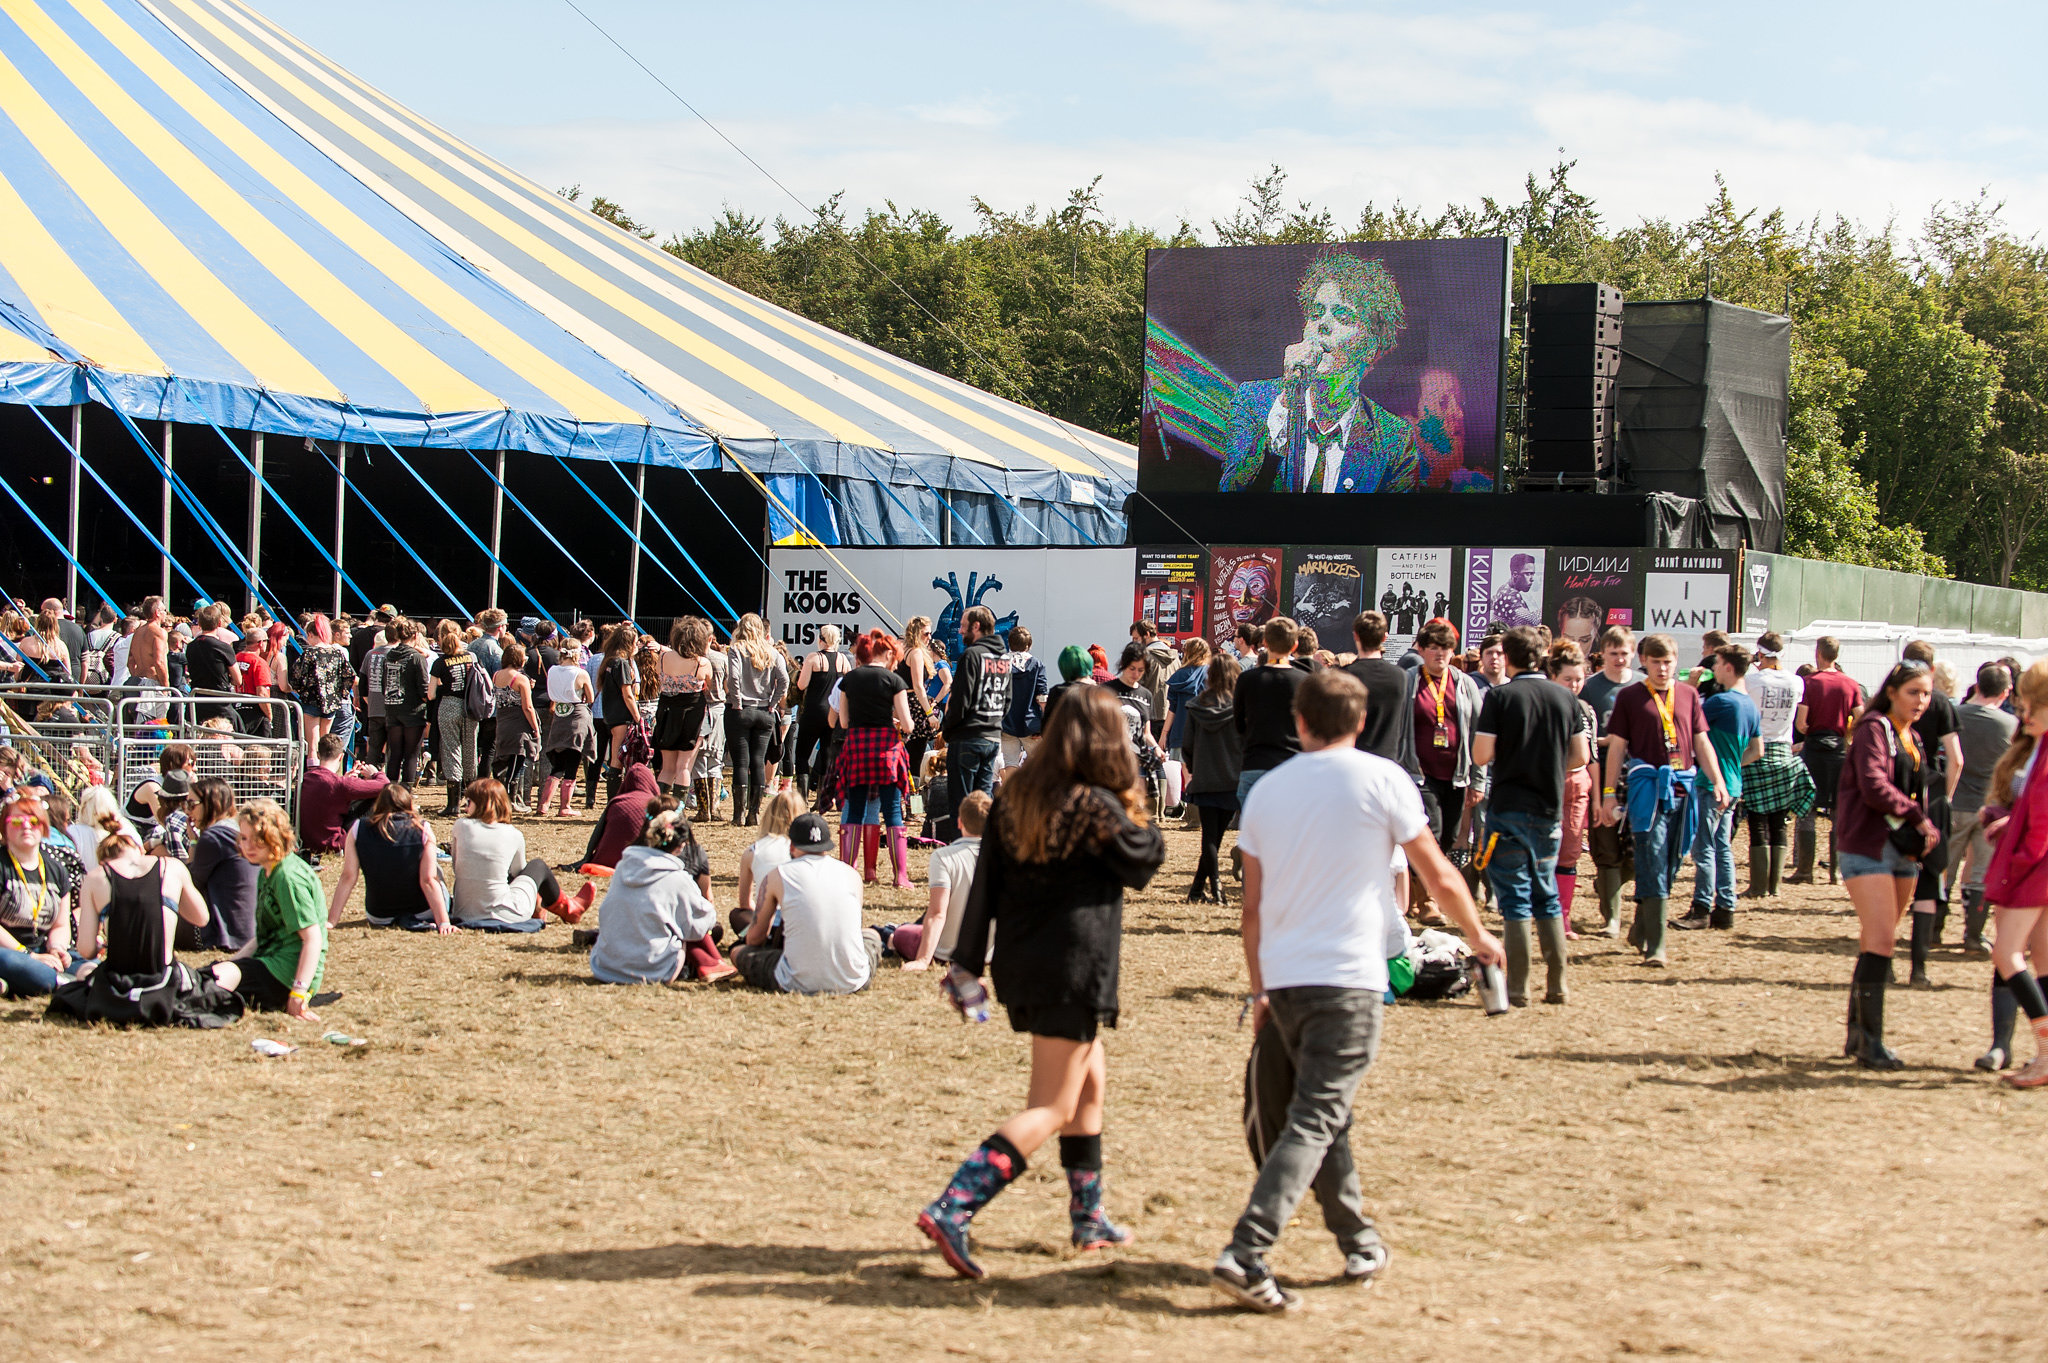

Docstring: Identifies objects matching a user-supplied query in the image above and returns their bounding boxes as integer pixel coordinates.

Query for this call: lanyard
[6,848,49,926]
[1424,671,1451,728]
[1649,685,1679,748]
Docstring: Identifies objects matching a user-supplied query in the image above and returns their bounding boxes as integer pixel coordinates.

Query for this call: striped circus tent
[0,0,1132,564]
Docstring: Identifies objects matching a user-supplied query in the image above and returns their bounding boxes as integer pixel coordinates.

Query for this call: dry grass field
[4,803,2046,1362]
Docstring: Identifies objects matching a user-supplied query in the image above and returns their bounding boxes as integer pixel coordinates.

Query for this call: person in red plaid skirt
[834,629,916,887]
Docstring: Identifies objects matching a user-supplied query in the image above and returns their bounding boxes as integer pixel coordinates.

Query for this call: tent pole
[333,441,347,619]
[246,431,264,615]
[65,405,82,614]
[627,458,646,621]
[160,421,173,602]
[488,449,505,609]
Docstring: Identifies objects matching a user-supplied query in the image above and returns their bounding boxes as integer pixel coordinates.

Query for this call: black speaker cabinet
[1529,282,1623,316]
[1526,343,1621,378]
[1527,372,1615,409]
[1530,406,1614,442]
[1525,436,1613,477]
[1526,310,1622,348]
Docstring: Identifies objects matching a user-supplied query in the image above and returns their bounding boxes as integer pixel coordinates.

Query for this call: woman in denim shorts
[1836,661,1941,1071]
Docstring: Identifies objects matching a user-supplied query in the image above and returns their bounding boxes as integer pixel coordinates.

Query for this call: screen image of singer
[1141,239,1508,495]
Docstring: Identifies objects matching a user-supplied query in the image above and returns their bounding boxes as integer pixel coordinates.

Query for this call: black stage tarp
[1123,490,1706,550]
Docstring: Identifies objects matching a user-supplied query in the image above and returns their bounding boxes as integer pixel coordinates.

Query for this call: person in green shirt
[205,799,327,1021]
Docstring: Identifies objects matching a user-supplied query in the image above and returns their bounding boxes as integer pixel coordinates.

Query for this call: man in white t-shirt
[738,813,883,995]
[1212,669,1502,1314]
[892,790,989,971]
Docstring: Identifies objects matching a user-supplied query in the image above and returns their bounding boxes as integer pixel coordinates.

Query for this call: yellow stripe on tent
[292,47,1118,482]
[66,0,649,429]
[171,0,889,450]
[11,2,499,416]
[0,51,336,398]
[0,168,165,374]
[0,313,57,364]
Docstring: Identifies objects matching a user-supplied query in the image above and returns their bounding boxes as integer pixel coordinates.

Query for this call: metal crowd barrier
[0,681,305,819]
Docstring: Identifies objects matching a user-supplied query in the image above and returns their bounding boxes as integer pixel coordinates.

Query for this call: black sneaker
[1670,908,1713,931]
[1211,1250,1299,1314]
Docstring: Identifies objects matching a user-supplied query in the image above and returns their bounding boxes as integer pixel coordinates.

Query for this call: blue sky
[256,0,2048,244]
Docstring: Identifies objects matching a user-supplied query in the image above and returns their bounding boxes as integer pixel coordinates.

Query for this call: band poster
[1545,549,1641,652]
[1286,548,1366,648]
[1462,548,1545,644]
[1209,547,1283,653]
[1374,547,1454,656]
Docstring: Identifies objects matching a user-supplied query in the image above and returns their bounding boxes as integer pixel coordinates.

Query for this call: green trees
[579,168,2048,585]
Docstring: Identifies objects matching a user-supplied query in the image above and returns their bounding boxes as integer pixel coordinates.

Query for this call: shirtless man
[127,596,170,687]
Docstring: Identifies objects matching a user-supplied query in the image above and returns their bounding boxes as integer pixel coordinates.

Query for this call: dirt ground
[4,797,2046,1362]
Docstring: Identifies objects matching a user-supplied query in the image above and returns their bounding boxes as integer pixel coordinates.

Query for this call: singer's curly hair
[1297,251,1405,365]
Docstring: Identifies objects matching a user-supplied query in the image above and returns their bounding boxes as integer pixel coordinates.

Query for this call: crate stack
[1524,282,1623,485]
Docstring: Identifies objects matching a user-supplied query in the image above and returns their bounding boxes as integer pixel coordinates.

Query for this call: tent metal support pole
[333,441,347,619]
[246,431,264,615]
[488,450,505,609]
[65,405,81,613]
[627,458,646,621]
[160,421,173,601]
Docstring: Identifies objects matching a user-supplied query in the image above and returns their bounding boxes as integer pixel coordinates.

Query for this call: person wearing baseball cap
[734,813,882,995]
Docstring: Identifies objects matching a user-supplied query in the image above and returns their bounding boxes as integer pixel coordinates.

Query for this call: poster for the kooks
[1374,548,1453,656]
[1133,549,1207,647]
[1545,549,1641,652]
[1209,547,1282,653]
[1463,548,1545,643]
[1286,548,1365,649]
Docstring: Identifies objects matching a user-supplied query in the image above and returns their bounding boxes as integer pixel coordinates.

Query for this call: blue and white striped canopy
[0,0,1133,524]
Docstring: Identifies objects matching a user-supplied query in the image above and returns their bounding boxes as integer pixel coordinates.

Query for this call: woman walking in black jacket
[1182,654,1243,902]
[915,687,1166,1280]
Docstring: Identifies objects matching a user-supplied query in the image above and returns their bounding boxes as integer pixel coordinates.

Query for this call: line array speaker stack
[1524,282,1623,483]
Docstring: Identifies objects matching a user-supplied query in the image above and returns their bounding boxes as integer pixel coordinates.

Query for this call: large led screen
[1142,239,1508,494]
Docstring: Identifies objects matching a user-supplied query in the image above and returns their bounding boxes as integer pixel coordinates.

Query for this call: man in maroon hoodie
[298,733,389,860]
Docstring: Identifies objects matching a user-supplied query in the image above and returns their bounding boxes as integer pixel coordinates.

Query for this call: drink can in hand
[1469,960,1510,1016]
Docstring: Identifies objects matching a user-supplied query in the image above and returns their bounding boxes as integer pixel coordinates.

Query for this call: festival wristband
[289,986,311,1001]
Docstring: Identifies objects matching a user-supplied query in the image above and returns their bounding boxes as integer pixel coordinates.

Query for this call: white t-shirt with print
[1238,746,1428,993]
[925,834,981,962]
[1750,668,1799,743]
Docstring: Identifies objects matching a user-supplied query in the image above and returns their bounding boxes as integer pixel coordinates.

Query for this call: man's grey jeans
[1229,985,1384,1261]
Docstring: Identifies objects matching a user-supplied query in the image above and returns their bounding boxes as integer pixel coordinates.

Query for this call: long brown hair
[366,782,418,838]
[1197,652,1240,706]
[1991,660,2048,806]
[996,685,1146,862]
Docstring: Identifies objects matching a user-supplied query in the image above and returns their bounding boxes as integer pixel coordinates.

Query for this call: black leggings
[1196,805,1232,891]
[725,705,775,820]
[520,857,562,907]
[1747,810,1789,847]
[793,714,831,792]
[385,723,427,784]
[546,748,582,779]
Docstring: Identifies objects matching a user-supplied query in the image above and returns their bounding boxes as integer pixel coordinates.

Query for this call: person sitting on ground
[735,812,883,995]
[920,747,956,843]
[186,777,257,951]
[451,778,595,927]
[67,784,138,880]
[48,813,239,1028]
[203,800,327,1021]
[328,783,453,933]
[576,760,662,872]
[589,802,737,985]
[298,733,390,862]
[0,791,82,998]
[123,743,194,844]
[144,769,195,863]
[732,787,807,940]
[893,790,991,971]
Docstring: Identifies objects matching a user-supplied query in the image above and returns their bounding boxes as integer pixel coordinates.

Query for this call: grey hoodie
[589,845,716,985]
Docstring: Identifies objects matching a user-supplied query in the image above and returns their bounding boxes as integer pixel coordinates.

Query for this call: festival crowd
[4,588,2046,1312]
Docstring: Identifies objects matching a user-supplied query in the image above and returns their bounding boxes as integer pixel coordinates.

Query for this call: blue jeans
[1237,767,1271,809]
[842,783,904,828]
[1633,792,1693,901]
[1485,807,1562,921]
[0,946,82,996]
[331,702,357,756]
[1691,801,1738,909]
[948,737,999,814]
